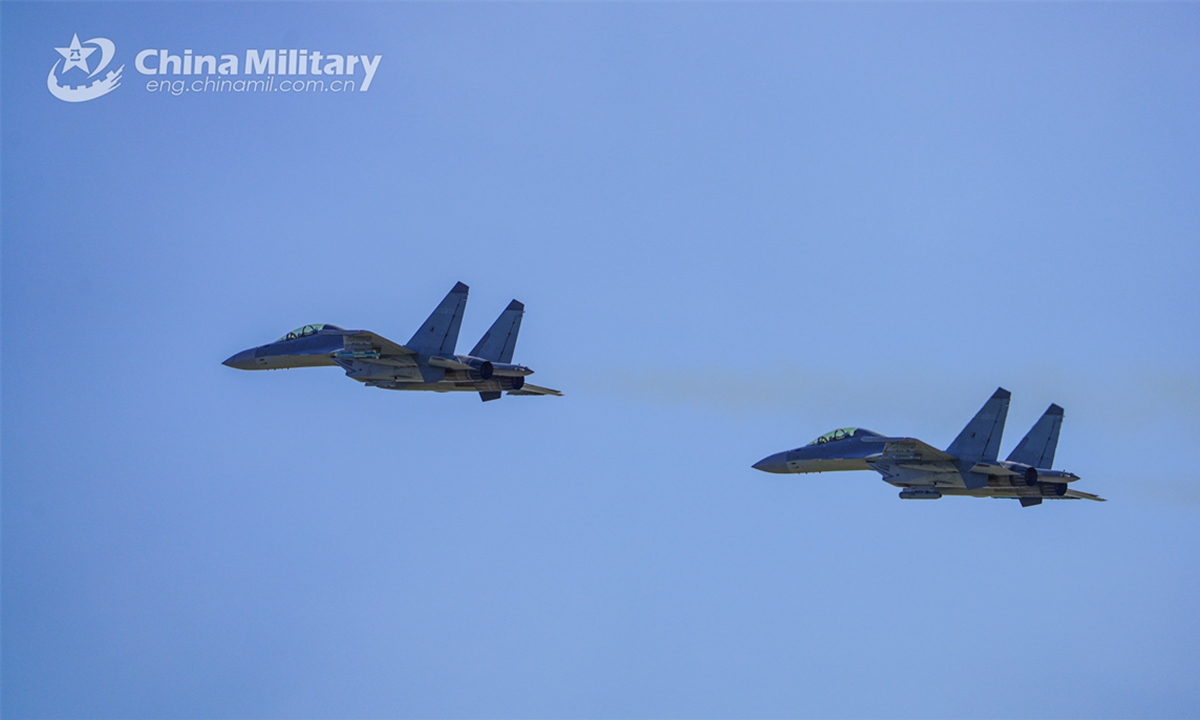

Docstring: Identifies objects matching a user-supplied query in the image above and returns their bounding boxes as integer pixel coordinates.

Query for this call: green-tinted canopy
[276,323,333,342]
[806,427,858,446]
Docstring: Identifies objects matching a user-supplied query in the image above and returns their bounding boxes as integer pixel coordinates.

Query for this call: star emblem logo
[56,34,97,74]
[47,34,123,103]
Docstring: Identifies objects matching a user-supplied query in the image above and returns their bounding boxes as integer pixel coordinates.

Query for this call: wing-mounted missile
[338,330,415,357]
[898,488,942,500]
[338,359,422,382]
[334,349,382,360]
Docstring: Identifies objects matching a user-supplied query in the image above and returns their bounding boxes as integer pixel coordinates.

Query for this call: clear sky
[3,2,1199,718]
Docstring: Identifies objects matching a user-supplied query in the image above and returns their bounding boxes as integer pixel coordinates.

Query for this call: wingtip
[451,281,469,293]
[506,299,524,312]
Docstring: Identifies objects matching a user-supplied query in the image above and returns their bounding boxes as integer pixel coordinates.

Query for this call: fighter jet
[222,282,562,402]
[752,388,1103,506]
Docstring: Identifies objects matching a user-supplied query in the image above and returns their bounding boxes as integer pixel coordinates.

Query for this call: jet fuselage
[751,427,884,474]
[751,390,1101,506]
[222,284,561,402]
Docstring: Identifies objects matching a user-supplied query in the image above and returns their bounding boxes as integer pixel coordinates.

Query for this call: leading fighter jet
[752,389,1103,506]
[222,282,562,402]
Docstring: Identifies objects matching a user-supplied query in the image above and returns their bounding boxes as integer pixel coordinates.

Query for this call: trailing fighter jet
[752,388,1103,506]
[222,282,562,402]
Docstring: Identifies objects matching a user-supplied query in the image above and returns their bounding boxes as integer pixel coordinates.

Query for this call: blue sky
[3,3,1199,718]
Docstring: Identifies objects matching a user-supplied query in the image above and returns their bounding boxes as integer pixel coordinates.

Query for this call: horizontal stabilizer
[508,383,562,397]
[946,388,1011,464]
[1007,403,1064,468]
[470,300,524,363]
[407,282,469,356]
[1065,489,1106,502]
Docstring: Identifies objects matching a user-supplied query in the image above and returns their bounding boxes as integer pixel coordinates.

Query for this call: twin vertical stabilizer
[470,300,524,363]
[1006,404,1063,468]
[946,387,1011,464]
[406,281,469,356]
[403,284,526,364]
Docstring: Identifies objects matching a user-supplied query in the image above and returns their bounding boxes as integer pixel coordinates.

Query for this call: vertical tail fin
[469,300,524,363]
[1006,404,1063,468]
[946,388,1011,464]
[406,282,469,356]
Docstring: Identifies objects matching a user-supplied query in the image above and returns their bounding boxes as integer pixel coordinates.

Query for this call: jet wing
[508,383,563,397]
[333,330,415,357]
[861,436,956,463]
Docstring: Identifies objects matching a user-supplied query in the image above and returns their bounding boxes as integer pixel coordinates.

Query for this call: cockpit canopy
[806,427,859,446]
[276,323,344,342]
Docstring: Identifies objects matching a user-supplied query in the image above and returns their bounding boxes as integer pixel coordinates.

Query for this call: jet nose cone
[223,348,257,370]
[752,451,790,474]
